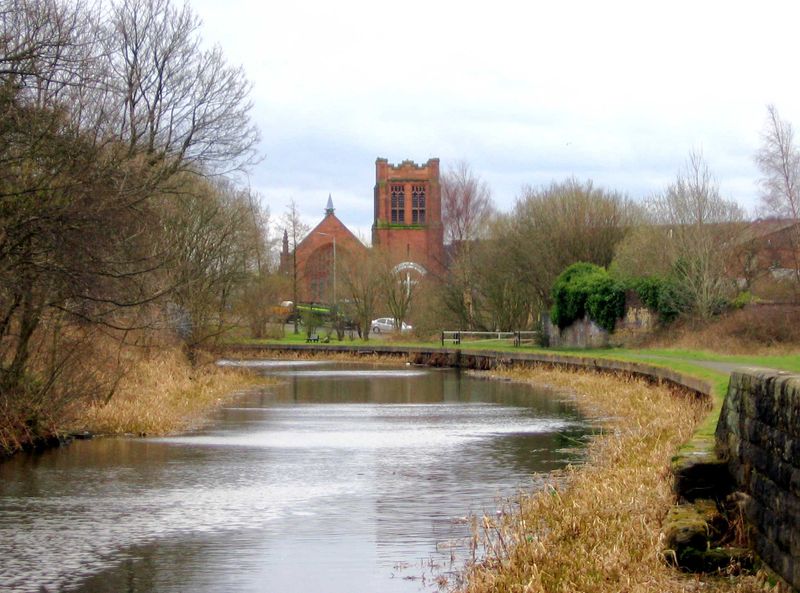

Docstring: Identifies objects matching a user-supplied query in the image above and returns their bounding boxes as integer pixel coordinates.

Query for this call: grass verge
[458,365,766,593]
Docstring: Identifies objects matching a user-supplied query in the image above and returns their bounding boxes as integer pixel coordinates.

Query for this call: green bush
[586,277,626,331]
[632,276,662,311]
[730,290,755,310]
[550,263,625,332]
[630,276,690,324]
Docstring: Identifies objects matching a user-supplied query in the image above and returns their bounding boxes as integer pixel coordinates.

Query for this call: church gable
[286,196,367,303]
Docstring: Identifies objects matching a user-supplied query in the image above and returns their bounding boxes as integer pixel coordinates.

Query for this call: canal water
[0,360,590,593]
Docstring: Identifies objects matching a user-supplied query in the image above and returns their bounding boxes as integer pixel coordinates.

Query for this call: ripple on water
[215,359,329,368]
[270,369,429,378]
[0,481,352,593]
[0,363,589,593]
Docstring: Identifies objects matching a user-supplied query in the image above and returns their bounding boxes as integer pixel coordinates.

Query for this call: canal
[0,359,590,593]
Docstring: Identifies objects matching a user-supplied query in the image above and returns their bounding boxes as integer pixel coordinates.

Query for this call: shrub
[632,276,662,311]
[551,263,625,332]
[586,278,627,331]
[730,290,755,310]
[301,310,323,338]
[718,305,800,346]
[631,276,690,324]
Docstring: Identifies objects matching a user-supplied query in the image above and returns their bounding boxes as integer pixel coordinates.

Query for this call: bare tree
[107,0,259,176]
[612,223,675,280]
[0,0,99,95]
[493,178,638,317]
[163,176,263,350]
[235,191,286,339]
[441,160,495,244]
[0,0,261,452]
[439,161,495,328]
[755,104,800,290]
[473,228,534,331]
[339,248,382,340]
[647,151,744,318]
[378,258,420,332]
[282,199,309,334]
[438,178,636,330]
[1,1,158,431]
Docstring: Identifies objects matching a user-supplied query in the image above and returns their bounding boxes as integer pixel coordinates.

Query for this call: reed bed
[82,347,392,437]
[74,347,263,436]
[458,366,767,593]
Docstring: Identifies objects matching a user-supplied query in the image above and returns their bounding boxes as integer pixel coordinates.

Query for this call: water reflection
[0,361,588,593]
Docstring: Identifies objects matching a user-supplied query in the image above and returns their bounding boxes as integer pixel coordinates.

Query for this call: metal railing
[441,330,539,348]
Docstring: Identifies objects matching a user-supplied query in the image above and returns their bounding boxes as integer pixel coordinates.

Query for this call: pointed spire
[325,193,335,216]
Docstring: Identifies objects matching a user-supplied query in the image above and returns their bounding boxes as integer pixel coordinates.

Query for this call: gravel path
[628,354,774,375]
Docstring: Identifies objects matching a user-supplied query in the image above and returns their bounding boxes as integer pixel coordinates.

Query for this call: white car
[370,317,412,334]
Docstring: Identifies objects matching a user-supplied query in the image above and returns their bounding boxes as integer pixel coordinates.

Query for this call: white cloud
[192,0,800,229]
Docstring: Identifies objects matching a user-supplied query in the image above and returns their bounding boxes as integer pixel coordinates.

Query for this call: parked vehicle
[270,301,295,323]
[370,317,412,334]
[288,302,357,330]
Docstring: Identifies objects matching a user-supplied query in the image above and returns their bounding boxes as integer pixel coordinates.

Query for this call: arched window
[411,185,426,224]
[391,184,405,223]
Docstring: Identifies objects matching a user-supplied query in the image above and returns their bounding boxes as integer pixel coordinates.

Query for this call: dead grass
[81,346,399,437]
[642,305,800,355]
[458,366,767,593]
[222,346,409,366]
[73,347,263,436]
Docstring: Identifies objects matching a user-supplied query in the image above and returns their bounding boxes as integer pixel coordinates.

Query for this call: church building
[279,195,365,304]
[280,157,444,304]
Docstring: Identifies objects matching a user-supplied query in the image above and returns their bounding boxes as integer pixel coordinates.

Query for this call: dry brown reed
[223,347,409,366]
[642,306,800,355]
[73,347,262,436]
[459,366,765,593]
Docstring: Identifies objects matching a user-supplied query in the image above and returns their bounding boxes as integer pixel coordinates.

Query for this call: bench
[306,335,319,343]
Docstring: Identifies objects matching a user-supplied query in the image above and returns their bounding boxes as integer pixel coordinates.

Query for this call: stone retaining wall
[716,370,800,590]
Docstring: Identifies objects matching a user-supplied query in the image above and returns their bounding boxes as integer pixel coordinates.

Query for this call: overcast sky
[190,0,800,240]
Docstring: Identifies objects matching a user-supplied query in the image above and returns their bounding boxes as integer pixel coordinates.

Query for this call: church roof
[293,196,365,254]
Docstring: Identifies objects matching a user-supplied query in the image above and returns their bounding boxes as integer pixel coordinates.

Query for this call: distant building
[280,195,365,303]
[732,218,800,293]
[279,157,445,305]
[372,158,445,277]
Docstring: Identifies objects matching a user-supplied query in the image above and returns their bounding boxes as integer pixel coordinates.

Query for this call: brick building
[280,157,444,305]
[280,195,366,303]
[732,218,800,292]
[372,158,445,276]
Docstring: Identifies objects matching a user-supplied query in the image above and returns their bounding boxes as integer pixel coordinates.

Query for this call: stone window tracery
[391,184,405,223]
[411,185,426,224]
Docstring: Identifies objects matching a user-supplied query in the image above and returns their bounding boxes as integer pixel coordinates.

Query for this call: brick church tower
[372,158,445,276]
